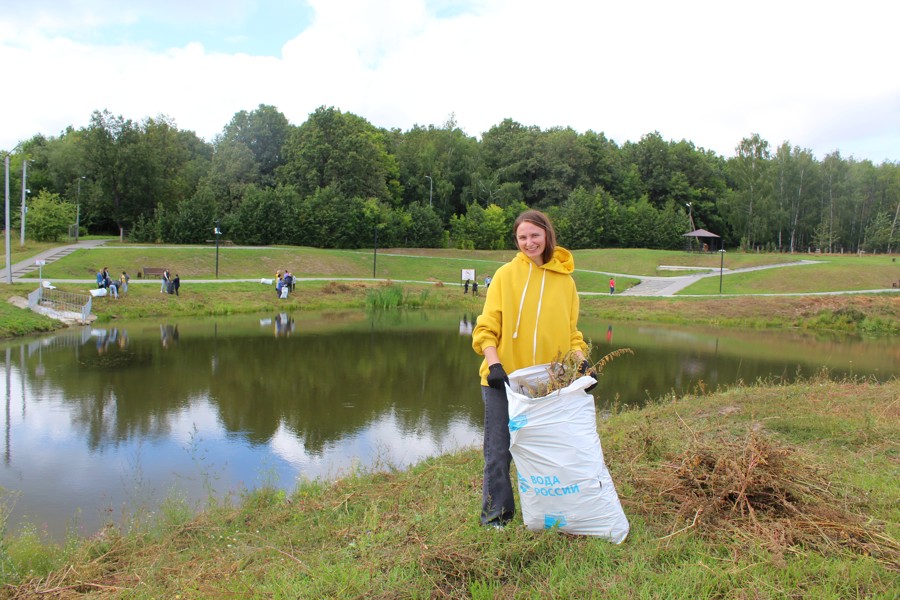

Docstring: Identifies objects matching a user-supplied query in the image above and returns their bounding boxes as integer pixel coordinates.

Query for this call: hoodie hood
[472,244,586,385]
[515,246,575,275]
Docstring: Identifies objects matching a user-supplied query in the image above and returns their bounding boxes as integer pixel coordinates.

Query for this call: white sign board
[461,268,476,282]
[35,260,46,266]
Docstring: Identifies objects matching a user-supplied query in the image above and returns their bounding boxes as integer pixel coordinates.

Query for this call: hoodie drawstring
[511,262,547,365]
[512,262,532,340]
[531,270,547,365]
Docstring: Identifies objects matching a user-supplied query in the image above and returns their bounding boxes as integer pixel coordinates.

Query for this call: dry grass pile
[321,281,356,294]
[518,347,634,398]
[636,431,900,569]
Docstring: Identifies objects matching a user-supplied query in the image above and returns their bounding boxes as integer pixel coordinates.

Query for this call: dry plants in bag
[519,345,634,398]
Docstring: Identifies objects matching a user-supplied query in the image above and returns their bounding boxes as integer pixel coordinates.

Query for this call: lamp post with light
[4,144,24,283]
[76,176,86,242]
[214,222,221,278]
[4,153,10,283]
[19,160,28,246]
[719,249,726,294]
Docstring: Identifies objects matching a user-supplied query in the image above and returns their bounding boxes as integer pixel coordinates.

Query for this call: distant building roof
[682,228,720,238]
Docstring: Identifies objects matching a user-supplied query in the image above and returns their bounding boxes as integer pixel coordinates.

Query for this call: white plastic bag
[506,364,629,542]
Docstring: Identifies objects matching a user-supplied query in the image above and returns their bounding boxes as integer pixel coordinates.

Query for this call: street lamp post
[4,144,24,283]
[76,176,85,242]
[373,226,378,278]
[718,249,726,294]
[214,222,221,278]
[4,153,10,283]
[19,160,28,246]
[424,175,433,208]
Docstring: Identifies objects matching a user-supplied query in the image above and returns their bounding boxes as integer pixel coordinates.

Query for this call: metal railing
[29,287,93,323]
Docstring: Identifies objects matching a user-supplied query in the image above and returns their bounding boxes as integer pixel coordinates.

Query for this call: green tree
[278,106,400,204]
[27,191,76,242]
[861,210,896,252]
[228,186,295,245]
[200,139,261,215]
[391,116,481,220]
[82,110,211,237]
[294,186,368,248]
[773,143,819,252]
[220,104,291,186]
[554,187,604,250]
[162,189,218,244]
[403,203,444,248]
[725,134,773,249]
[580,130,625,198]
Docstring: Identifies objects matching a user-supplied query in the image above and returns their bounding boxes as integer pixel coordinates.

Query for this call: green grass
[0,241,60,270]
[571,247,802,277]
[4,245,899,339]
[0,376,896,598]
[0,288,66,337]
[680,253,900,295]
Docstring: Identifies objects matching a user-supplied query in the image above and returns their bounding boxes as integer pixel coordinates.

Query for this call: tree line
[6,105,899,253]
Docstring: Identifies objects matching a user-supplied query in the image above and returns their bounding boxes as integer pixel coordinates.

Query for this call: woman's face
[516,221,547,265]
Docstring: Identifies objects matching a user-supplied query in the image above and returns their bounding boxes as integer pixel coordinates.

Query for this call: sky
[1,0,899,162]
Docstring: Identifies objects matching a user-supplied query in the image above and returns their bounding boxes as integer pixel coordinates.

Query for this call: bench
[142,267,168,279]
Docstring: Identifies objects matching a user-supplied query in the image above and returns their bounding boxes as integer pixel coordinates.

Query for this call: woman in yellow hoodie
[471,209,595,528]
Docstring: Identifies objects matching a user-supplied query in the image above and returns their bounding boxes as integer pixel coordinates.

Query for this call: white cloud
[1,0,899,162]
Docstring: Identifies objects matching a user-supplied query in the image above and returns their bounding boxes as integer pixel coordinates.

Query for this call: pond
[2,311,896,540]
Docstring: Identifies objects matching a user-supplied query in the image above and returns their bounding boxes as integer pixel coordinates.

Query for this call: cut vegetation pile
[633,431,899,570]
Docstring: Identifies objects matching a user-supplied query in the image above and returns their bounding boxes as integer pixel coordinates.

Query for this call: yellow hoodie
[472,247,587,386]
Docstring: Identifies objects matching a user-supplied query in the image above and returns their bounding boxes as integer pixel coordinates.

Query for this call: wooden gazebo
[683,228,721,252]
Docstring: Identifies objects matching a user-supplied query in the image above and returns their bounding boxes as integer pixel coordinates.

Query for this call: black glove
[487,363,509,390]
[579,360,598,393]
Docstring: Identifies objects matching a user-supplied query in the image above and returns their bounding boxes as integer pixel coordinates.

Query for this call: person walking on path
[464,279,470,294]
[120,271,129,296]
[172,274,181,296]
[161,269,170,293]
[609,277,615,295]
[471,209,595,529]
[472,280,479,297]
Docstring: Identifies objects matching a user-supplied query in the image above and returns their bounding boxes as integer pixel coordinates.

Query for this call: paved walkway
[1,239,109,282]
[3,243,898,297]
[616,260,825,296]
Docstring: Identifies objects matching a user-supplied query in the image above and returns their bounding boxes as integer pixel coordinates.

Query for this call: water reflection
[260,313,296,337]
[160,324,178,349]
[458,314,475,336]
[0,311,896,541]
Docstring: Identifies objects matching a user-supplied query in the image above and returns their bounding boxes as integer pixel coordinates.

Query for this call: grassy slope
[3,246,899,338]
[682,254,900,295]
[2,377,896,598]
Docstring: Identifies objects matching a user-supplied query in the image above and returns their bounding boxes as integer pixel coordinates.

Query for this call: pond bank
[4,279,898,339]
[2,376,896,598]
